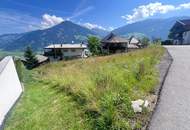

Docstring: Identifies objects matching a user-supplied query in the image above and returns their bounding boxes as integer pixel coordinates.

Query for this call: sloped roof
[101,33,129,43]
[170,19,190,35]
[179,19,190,26]
[129,36,141,45]
[36,55,48,63]
[44,44,87,49]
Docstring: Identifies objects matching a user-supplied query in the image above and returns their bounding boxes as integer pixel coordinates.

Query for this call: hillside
[0,21,101,51]
[113,16,190,40]
[1,16,190,51]
[5,46,165,130]
[0,34,23,48]
[91,28,109,37]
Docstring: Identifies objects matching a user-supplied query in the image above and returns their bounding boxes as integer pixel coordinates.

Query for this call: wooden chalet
[169,19,190,45]
[101,33,129,53]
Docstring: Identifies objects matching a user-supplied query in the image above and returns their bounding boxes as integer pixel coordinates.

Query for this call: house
[169,19,190,45]
[19,55,49,67]
[35,55,49,65]
[101,33,139,53]
[101,33,129,53]
[129,36,143,48]
[44,44,88,60]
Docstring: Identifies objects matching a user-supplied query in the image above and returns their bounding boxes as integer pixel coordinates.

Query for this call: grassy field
[5,46,165,130]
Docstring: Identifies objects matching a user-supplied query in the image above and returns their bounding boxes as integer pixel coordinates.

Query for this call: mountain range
[113,16,190,40]
[0,16,189,51]
[0,21,105,51]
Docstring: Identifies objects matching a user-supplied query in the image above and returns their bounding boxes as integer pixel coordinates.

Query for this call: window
[71,49,76,52]
[63,49,68,52]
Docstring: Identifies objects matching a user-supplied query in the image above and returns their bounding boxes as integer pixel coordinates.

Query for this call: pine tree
[24,46,38,69]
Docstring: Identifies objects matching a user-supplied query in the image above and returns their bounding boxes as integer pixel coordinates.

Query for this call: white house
[44,44,88,60]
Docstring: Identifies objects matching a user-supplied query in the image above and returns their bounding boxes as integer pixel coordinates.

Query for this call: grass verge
[5,45,165,130]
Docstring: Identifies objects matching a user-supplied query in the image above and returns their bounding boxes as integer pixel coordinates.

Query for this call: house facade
[101,33,139,53]
[169,19,190,45]
[44,44,88,60]
[101,33,129,53]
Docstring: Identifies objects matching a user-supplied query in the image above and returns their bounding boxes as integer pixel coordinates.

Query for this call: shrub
[141,37,150,47]
[88,36,102,55]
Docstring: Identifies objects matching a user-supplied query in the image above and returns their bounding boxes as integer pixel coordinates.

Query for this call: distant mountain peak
[0,21,100,51]
[113,16,190,40]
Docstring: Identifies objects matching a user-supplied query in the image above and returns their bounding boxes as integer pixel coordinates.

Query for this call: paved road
[149,46,190,130]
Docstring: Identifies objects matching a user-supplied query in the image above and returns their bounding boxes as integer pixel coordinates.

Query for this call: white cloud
[108,27,115,31]
[83,22,106,30]
[41,14,64,29]
[122,2,190,24]
[83,23,115,31]
[179,3,190,9]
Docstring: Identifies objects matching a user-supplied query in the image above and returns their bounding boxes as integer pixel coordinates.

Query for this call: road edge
[146,48,173,130]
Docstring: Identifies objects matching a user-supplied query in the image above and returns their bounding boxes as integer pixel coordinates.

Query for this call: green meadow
[5,46,165,130]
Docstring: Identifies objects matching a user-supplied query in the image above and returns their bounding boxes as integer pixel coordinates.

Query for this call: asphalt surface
[149,46,190,130]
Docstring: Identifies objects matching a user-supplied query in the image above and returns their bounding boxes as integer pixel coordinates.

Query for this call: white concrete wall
[62,49,84,57]
[0,56,22,127]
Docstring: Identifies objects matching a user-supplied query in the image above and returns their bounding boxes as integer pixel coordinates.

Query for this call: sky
[1,0,190,35]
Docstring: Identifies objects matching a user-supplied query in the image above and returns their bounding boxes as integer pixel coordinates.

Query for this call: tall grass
[5,45,165,130]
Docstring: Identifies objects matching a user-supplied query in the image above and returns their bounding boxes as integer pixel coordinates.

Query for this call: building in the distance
[169,19,190,45]
[101,33,139,53]
[101,33,129,53]
[44,44,88,60]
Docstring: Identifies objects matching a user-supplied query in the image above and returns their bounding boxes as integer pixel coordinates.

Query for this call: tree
[88,36,101,55]
[152,37,162,44]
[141,37,150,47]
[24,46,38,69]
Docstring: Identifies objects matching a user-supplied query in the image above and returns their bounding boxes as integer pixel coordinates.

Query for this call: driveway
[149,46,190,130]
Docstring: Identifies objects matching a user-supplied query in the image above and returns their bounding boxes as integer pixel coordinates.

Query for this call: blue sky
[1,0,190,34]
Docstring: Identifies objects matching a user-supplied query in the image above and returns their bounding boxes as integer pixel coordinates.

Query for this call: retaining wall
[0,56,23,128]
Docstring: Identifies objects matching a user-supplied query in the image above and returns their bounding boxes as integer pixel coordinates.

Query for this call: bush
[88,36,102,55]
[141,37,150,47]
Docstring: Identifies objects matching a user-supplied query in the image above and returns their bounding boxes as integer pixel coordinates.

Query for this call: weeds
[5,45,165,130]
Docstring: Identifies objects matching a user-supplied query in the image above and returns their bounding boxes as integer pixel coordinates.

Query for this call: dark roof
[170,19,190,34]
[101,33,129,43]
[20,55,48,63]
[178,19,190,26]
